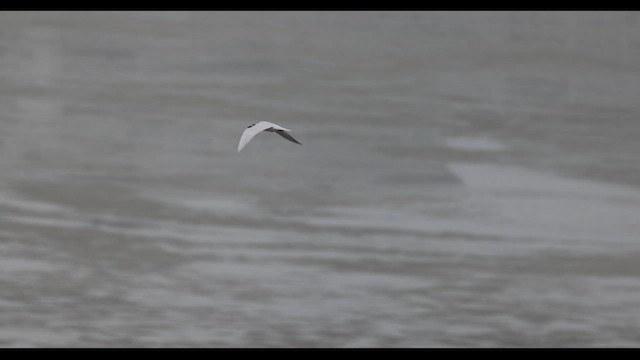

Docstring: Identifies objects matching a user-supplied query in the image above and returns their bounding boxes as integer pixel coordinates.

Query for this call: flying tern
[237,121,302,152]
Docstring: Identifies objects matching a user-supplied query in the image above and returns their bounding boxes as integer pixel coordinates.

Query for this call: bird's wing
[259,121,290,132]
[276,130,302,145]
[238,122,276,152]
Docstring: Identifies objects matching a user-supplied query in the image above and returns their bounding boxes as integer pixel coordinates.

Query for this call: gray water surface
[1,11,640,347]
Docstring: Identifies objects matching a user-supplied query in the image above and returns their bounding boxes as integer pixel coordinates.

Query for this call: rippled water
[1,11,640,347]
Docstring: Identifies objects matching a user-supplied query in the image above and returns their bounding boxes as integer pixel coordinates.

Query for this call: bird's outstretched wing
[276,130,302,145]
[237,121,275,152]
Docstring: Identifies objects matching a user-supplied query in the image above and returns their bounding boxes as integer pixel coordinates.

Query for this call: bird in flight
[237,121,302,152]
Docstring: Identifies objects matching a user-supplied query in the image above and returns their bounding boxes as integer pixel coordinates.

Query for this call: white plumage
[237,121,302,152]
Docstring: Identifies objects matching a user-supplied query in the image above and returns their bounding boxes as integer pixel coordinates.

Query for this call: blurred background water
[1,11,640,347]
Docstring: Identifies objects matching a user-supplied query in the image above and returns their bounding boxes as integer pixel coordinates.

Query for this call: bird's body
[237,121,302,152]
